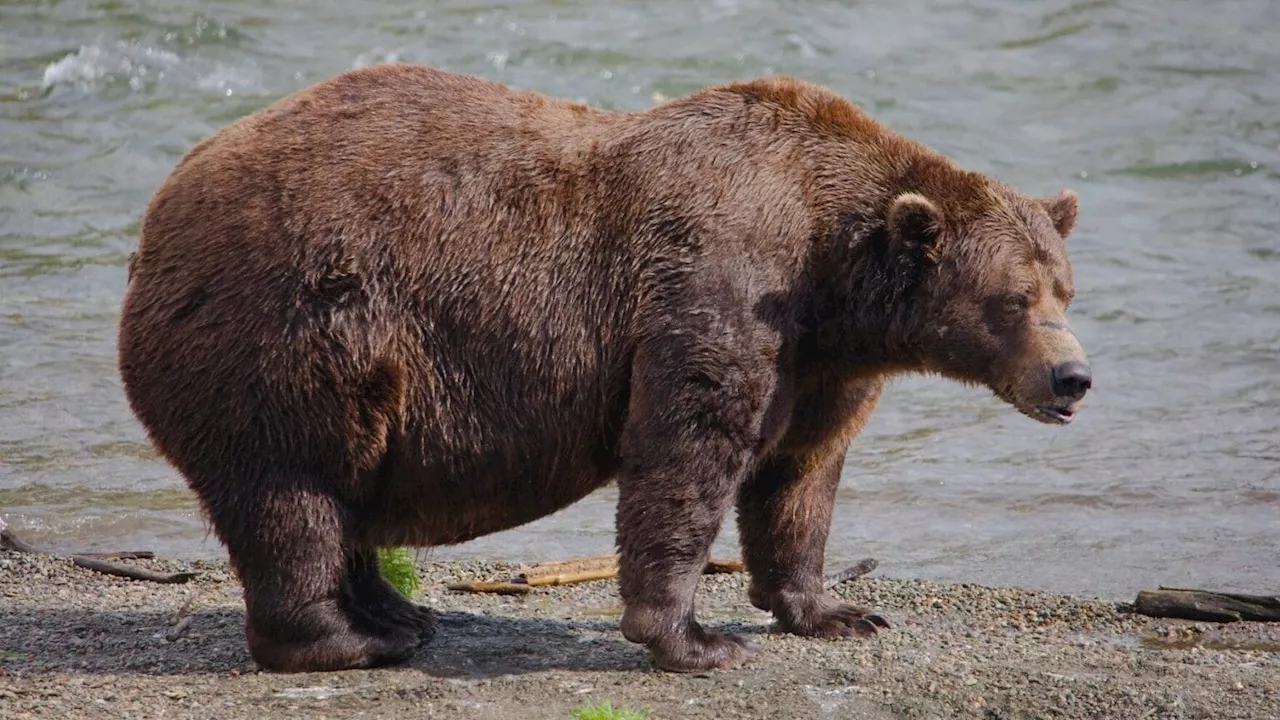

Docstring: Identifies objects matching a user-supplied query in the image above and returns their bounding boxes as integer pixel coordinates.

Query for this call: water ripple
[0,0,1277,598]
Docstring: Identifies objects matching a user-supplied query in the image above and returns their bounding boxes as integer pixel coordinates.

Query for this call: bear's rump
[120,239,630,534]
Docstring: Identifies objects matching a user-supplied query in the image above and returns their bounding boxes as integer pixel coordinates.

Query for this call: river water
[2,0,1277,600]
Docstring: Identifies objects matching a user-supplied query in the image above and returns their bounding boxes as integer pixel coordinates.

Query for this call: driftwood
[1,528,196,584]
[167,615,194,641]
[518,554,618,585]
[704,558,746,575]
[446,580,532,595]
[448,554,746,594]
[71,555,198,584]
[1133,587,1280,623]
[823,558,879,590]
[165,598,194,642]
[524,567,619,588]
[519,555,743,585]
[76,550,156,560]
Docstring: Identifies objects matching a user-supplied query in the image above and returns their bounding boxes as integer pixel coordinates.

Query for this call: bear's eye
[1005,295,1030,314]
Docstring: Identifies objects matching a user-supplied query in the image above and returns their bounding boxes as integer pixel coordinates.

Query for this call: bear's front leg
[736,379,890,639]
[615,338,773,672]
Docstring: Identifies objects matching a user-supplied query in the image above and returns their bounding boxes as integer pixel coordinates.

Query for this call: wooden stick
[704,558,745,574]
[166,615,194,641]
[518,554,618,582]
[449,555,747,594]
[1133,588,1280,623]
[518,555,743,582]
[519,560,740,588]
[2,528,196,584]
[76,551,156,560]
[824,558,879,590]
[524,567,620,587]
[446,581,532,595]
[165,598,194,641]
[71,555,197,584]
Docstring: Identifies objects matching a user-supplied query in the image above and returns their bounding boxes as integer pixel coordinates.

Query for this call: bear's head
[888,182,1091,425]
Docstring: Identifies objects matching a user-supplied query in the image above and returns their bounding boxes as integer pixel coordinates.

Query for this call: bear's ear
[888,192,944,264]
[1039,189,1079,239]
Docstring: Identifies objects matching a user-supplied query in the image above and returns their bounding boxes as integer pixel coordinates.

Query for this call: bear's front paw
[622,606,758,672]
[773,594,890,639]
[649,626,758,673]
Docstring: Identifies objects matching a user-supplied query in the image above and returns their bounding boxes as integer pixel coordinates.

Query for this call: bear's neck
[800,209,924,377]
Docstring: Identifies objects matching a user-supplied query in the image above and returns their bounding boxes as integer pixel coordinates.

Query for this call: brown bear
[117,63,1091,674]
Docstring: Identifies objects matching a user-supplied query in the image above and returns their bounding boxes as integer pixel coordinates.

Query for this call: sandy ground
[1,550,1277,719]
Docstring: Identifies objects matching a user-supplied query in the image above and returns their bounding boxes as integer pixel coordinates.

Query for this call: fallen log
[1133,587,1280,623]
[1,528,196,584]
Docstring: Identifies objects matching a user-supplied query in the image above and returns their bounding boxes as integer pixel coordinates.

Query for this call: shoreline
[1,551,1276,719]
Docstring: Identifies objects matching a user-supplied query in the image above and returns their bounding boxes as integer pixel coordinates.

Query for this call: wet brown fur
[118,65,1089,673]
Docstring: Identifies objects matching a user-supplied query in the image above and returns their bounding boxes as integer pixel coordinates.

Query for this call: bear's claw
[864,613,892,629]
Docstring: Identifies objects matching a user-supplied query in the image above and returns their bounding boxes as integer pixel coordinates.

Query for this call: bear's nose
[1051,360,1092,400]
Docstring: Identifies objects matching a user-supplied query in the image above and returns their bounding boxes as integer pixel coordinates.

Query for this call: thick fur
[118,64,1090,673]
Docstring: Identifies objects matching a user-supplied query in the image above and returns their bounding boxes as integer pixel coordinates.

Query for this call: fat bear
[118,64,1092,673]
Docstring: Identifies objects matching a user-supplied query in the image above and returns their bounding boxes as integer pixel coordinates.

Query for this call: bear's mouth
[1029,405,1075,425]
[994,388,1080,426]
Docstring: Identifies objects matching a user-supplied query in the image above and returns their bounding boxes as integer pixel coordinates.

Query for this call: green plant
[377,547,420,598]
[571,702,649,720]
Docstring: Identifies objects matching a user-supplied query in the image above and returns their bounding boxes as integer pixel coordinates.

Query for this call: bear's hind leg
[221,486,420,672]
[346,547,437,643]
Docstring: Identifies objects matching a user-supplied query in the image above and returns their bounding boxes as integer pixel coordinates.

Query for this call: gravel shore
[1,550,1276,719]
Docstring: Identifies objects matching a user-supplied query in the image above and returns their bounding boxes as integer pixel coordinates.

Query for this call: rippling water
[2,0,1277,599]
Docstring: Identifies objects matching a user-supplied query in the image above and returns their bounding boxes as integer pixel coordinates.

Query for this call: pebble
[0,552,1276,719]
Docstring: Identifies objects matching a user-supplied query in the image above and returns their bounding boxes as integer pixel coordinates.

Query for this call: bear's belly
[356,411,625,548]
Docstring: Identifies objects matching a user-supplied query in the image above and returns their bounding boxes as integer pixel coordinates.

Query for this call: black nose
[1052,360,1092,400]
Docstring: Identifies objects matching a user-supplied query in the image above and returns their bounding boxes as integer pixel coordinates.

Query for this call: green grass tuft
[377,547,420,598]
[571,702,649,720]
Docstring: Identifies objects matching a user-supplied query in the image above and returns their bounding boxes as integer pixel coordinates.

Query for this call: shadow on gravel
[0,607,650,678]
[417,610,651,677]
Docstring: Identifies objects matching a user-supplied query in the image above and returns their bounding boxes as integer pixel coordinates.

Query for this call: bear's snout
[1050,360,1092,401]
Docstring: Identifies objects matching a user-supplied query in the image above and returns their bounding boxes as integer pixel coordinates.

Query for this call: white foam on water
[194,61,264,96]
[41,42,181,91]
[41,40,263,96]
